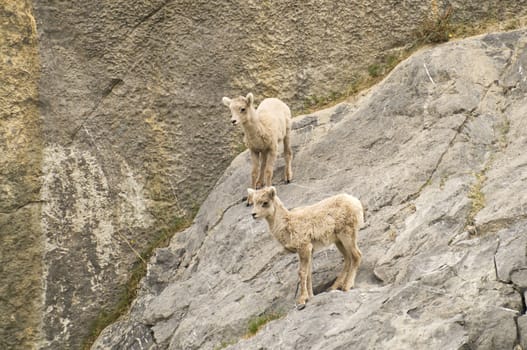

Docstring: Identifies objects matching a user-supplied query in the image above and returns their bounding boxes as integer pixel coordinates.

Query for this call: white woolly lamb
[248,186,364,308]
[222,93,293,200]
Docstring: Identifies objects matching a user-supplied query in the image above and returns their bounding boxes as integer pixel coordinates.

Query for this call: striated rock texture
[94,30,527,350]
[0,1,42,349]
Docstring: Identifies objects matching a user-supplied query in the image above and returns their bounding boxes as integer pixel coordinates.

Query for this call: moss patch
[245,311,284,338]
[466,172,487,229]
[498,118,511,150]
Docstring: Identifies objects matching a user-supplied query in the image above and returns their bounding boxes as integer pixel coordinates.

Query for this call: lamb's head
[247,186,277,220]
[222,93,254,126]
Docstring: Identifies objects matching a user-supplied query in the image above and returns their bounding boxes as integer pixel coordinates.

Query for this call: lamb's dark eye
[262,201,269,207]
[240,107,246,113]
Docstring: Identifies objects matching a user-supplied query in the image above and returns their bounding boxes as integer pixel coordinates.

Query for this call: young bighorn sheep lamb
[222,93,293,198]
[248,186,364,309]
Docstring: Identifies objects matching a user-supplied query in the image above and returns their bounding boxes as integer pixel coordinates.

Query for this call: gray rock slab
[93,30,527,350]
[518,314,527,350]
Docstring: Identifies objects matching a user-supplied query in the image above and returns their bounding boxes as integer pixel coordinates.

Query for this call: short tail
[360,202,367,228]
[345,194,365,229]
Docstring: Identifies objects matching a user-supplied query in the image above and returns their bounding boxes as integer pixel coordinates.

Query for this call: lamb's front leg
[296,243,313,309]
[248,151,260,205]
[263,148,277,187]
[257,151,267,189]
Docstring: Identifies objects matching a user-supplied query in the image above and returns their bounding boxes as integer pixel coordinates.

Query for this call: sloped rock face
[94,30,527,349]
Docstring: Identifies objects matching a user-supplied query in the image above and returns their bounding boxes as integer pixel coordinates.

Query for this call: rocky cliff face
[94,30,527,349]
[0,1,42,349]
[3,1,527,349]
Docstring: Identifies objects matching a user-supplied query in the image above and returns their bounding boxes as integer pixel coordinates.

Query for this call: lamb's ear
[245,93,254,106]
[247,188,256,196]
[222,97,232,106]
[268,186,276,199]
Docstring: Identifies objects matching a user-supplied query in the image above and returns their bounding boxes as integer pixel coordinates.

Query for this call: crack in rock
[184,198,244,272]
[403,111,474,204]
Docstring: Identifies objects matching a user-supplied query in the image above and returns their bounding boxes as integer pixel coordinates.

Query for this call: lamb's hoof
[286,179,291,184]
[328,284,346,293]
[296,303,306,310]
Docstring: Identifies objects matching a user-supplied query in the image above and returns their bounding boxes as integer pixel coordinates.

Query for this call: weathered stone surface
[0,1,42,349]
[3,1,527,348]
[519,314,527,350]
[93,30,527,349]
[494,225,527,284]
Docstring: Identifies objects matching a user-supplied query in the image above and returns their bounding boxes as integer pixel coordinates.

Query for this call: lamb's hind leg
[330,241,351,291]
[338,227,362,291]
[283,132,293,183]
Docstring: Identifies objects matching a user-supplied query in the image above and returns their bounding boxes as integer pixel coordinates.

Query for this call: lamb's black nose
[231,120,237,125]
[251,213,257,219]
